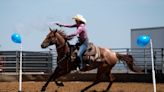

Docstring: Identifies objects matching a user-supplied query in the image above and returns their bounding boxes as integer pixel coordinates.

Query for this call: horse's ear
[55,29,57,32]
[49,27,52,32]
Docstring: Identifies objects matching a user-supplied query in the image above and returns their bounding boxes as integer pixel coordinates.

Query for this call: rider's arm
[67,24,87,41]
[64,24,77,28]
[56,23,77,28]
[68,25,83,36]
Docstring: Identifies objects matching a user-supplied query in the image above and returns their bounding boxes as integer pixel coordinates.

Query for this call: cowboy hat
[72,14,86,23]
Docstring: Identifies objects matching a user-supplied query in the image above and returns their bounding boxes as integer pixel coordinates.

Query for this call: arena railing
[0,51,53,75]
[0,48,164,75]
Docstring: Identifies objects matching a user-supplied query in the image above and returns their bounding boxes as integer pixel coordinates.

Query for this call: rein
[56,42,70,72]
[56,42,69,64]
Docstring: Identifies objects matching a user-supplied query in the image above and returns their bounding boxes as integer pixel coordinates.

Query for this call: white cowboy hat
[72,14,86,23]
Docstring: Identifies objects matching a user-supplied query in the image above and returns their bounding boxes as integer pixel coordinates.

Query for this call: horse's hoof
[80,90,84,92]
[40,88,46,92]
[81,89,87,92]
[102,90,109,92]
[92,90,97,92]
[55,81,64,86]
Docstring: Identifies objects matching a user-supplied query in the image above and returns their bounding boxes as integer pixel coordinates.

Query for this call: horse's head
[41,28,66,49]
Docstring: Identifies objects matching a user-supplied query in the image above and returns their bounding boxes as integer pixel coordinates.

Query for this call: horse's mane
[52,29,67,39]
[57,30,67,38]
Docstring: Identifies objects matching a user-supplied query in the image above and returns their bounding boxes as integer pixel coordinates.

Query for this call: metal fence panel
[0,48,164,75]
[0,51,52,74]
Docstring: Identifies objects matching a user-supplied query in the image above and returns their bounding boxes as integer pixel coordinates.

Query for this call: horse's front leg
[41,66,61,92]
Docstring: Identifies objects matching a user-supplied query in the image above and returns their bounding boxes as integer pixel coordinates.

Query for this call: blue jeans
[78,39,88,69]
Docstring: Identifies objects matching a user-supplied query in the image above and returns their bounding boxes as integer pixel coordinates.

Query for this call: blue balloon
[137,35,150,47]
[11,33,22,44]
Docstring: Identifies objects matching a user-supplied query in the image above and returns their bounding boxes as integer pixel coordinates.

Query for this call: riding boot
[77,57,84,70]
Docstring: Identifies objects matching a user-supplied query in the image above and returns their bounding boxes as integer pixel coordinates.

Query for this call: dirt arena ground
[0,81,164,92]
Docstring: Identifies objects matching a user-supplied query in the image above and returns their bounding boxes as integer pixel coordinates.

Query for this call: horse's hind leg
[81,73,102,92]
[104,72,115,92]
[81,81,100,92]
[81,64,104,92]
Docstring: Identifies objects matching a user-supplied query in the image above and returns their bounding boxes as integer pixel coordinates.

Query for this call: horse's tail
[116,53,137,72]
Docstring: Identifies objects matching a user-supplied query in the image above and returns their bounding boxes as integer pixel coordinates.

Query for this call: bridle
[48,30,67,50]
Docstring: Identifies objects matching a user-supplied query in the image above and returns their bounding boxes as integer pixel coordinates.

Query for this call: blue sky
[0,0,164,51]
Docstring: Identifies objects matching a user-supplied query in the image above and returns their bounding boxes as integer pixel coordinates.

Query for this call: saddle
[84,43,101,62]
[68,42,101,63]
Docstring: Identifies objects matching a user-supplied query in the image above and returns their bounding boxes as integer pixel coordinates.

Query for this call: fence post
[0,55,4,72]
[126,48,129,73]
[16,51,19,73]
[154,50,156,72]
[48,50,52,73]
[162,48,164,74]
[144,49,147,74]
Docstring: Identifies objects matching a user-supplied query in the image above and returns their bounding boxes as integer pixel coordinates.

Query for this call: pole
[18,43,23,92]
[150,39,156,92]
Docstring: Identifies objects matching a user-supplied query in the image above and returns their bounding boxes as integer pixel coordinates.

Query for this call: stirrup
[86,64,90,67]
[76,67,80,71]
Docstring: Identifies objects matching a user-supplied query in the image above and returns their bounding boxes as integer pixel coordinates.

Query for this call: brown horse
[40,28,137,92]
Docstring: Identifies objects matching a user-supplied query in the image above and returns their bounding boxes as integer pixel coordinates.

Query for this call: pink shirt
[62,24,88,41]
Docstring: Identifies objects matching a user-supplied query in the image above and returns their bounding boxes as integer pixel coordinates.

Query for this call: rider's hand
[66,35,74,40]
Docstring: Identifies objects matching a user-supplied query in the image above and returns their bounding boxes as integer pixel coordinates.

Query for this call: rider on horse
[56,14,89,70]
